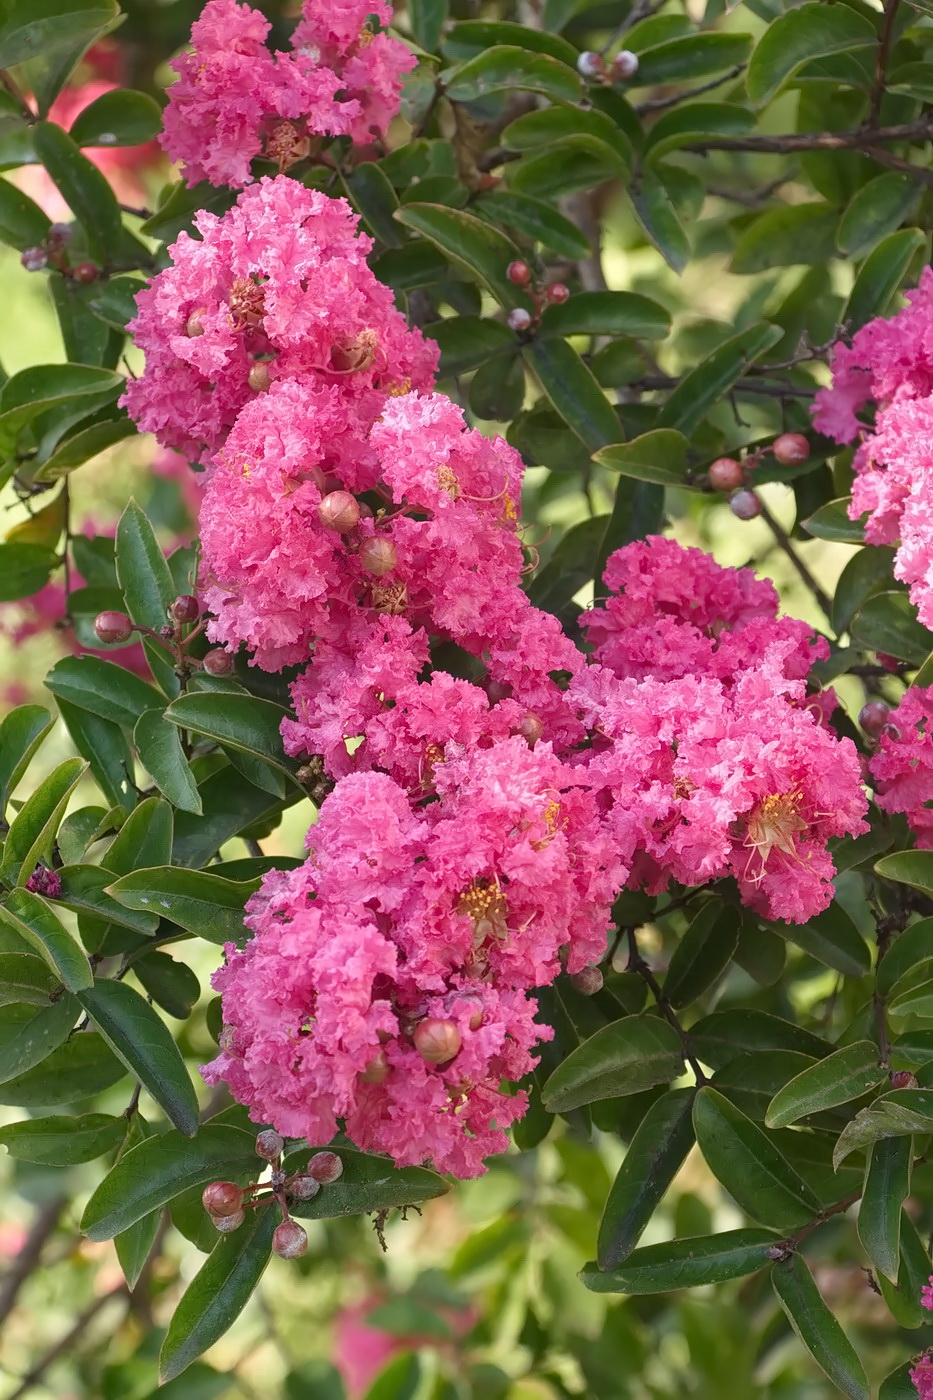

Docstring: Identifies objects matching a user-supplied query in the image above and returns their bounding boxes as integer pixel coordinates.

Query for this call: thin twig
[755,495,834,622]
[629,373,816,400]
[599,0,667,54]
[627,927,709,1085]
[0,1198,66,1328]
[783,1191,862,1250]
[682,119,933,153]
[634,64,746,115]
[868,0,902,128]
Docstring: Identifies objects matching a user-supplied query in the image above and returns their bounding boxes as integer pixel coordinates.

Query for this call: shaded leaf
[0,1029,125,1105]
[0,888,93,991]
[106,866,257,945]
[771,1253,869,1400]
[0,705,54,811]
[0,1111,124,1164]
[845,229,925,332]
[0,996,77,1085]
[286,1145,450,1220]
[0,755,85,886]
[133,709,202,815]
[765,1041,884,1128]
[858,1136,911,1282]
[597,1088,696,1269]
[542,1016,684,1113]
[582,1228,781,1294]
[655,322,782,434]
[850,591,933,666]
[523,337,621,452]
[746,3,876,105]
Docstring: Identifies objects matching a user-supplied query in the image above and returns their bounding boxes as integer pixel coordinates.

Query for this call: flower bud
[610,49,639,81]
[577,50,605,78]
[708,456,743,492]
[48,222,70,247]
[213,1208,245,1232]
[859,701,890,736]
[25,866,61,898]
[248,361,271,392]
[72,261,99,284]
[272,1219,308,1258]
[288,1174,321,1200]
[772,432,810,466]
[507,260,531,286]
[516,712,543,748]
[570,965,604,995]
[507,307,532,332]
[307,1151,343,1183]
[202,1181,244,1217]
[890,1070,918,1089]
[359,536,397,576]
[546,283,569,304]
[318,490,360,533]
[413,1017,461,1065]
[882,722,902,742]
[878,652,900,673]
[20,246,47,272]
[94,610,133,644]
[255,1128,284,1161]
[484,677,513,704]
[203,648,235,676]
[185,307,207,337]
[360,1049,389,1084]
[729,488,761,520]
[170,594,200,623]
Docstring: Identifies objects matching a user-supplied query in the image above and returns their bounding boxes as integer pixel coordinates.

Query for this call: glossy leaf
[746,3,876,105]
[877,918,933,997]
[45,654,163,728]
[510,135,628,202]
[0,951,58,1006]
[0,888,93,991]
[771,1254,869,1400]
[0,995,78,1084]
[133,709,202,815]
[845,229,926,332]
[0,1111,124,1164]
[540,291,670,341]
[858,1135,911,1282]
[0,178,51,250]
[832,545,896,635]
[529,515,609,613]
[663,903,740,1007]
[850,591,933,665]
[765,1041,884,1128]
[105,866,257,945]
[102,796,173,877]
[656,323,782,435]
[635,32,751,85]
[582,1229,781,1294]
[344,162,403,248]
[476,192,589,259]
[523,338,621,453]
[542,1016,684,1113]
[766,903,871,977]
[731,203,838,274]
[115,499,180,697]
[628,166,690,273]
[837,174,919,259]
[287,1145,450,1220]
[876,850,933,897]
[0,0,120,116]
[690,1009,829,1070]
[69,88,162,148]
[0,1029,126,1105]
[802,498,865,544]
[32,120,122,262]
[0,704,54,810]
[426,316,515,378]
[57,697,135,812]
[0,542,59,600]
[597,1089,696,1269]
[55,864,160,935]
[444,46,581,104]
[133,951,200,1020]
[834,1089,933,1168]
[0,755,85,886]
[394,204,529,309]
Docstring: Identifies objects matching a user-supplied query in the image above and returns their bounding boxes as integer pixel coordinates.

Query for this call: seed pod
[213,1208,246,1233]
[255,1128,285,1161]
[859,701,890,736]
[94,610,133,644]
[202,1181,244,1217]
[611,49,639,80]
[413,1018,462,1065]
[729,488,761,521]
[507,260,531,286]
[772,432,810,466]
[360,1049,389,1084]
[318,490,360,533]
[507,307,532,332]
[203,648,235,676]
[272,1219,308,1258]
[307,1151,343,1183]
[170,594,200,623]
[248,361,271,392]
[570,965,604,995]
[890,1070,918,1089]
[359,536,397,576]
[288,1175,321,1200]
[708,457,743,492]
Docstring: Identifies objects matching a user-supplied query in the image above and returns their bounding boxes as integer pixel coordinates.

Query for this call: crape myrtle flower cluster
[123,173,868,1177]
[160,0,416,188]
[867,686,933,848]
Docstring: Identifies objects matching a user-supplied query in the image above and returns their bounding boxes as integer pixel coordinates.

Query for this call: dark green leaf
[845,229,925,332]
[542,1016,684,1113]
[409,0,445,51]
[133,709,202,816]
[765,903,870,977]
[0,704,54,810]
[802,497,864,543]
[0,542,58,601]
[55,864,159,935]
[115,499,180,698]
[444,20,578,65]
[644,102,755,160]
[468,354,524,421]
[731,203,838,274]
[528,515,608,613]
[444,46,581,103]
[509,135,628,202]
[476,192,589,259]
[837,174,919,259]
[87,275,144,332]
[0,755,85,886]
[858,1136,911,1282]
[765,1041,884,1128]
[57,697,135,812]
[595,477,664,585]
[834,1089,933,1168]
[635,32,752,85]
[876,1212,931,1329]
[426,316,515,378]
[287,1144,450,1220]
[582,1228,781,1294]
[597,1088,696,1269]
[45,653,163,728]
[105,866,257,945]
[0,363,121,459]
[172,766,290,868]
[877,918,933,998]
[771,1254,869,1400]
[0,0,120,116]
[850,591,933,665]
[656,322,782,435]
[0,1111,124,1164]
[523,337,622,452]
[394,203,529,309]
[0,951,57,1006]
[134,951,200,1020]
[628,166,690,273]
[540,291,670,341]
[690,1009,830,1070]
[594,430,690,488]
[33,120,122,263]
[344,163,403,248]
[69,88,161,148]
[77,980,199,1136]
[832,545,896,635]
[101,795,173,877]
[746,3,876,105]
[876,850,933,896]
[663,903,740,1008]
[0,995,78,1084]
[0,1028,125,1105]
[0,177,51,249]
[880,1364,921,1400]
[0,888,93,991]
[34,412,136,482]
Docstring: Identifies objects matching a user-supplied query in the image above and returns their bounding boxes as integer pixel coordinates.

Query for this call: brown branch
[755,495,834,623]
[4,1284,128,1400]
[634,64,746,115]
[781,1191,862,1251]
[627,927,709,1085]
[869,0,902,127]
[682,120,933,154]
[0,1197,67,1329]
[628,373,816,399]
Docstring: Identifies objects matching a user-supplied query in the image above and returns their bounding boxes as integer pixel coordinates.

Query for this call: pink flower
[922,1274,933,1310]
[293,0,416,145]
[870,687,933,846]
[912,1356,933,1400]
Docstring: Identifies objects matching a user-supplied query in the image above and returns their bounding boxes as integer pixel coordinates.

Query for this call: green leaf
[444,21,578,65]
[644,101,755,160]
[844,228,925,333]
[594,430,690,488]
[834,1088,933,1168]
[663,903,740,1007]
[858,1135,911,1282]
[426,316,515,378]
[876,850,933,896]
[635,32,752,85]
[880,1363,922,1400]
[45,653,164,728]
[523,337,621,453]
[0,362,122,459]
[57,697,135,812]
[55,864,159,935]
[837,174,919,260]
[0,995,78,1084]
[628,166,690,274]
[877,918,933,998]
[595,477,664,585]
[802,497,864,543]
[692,1087,823,1229]
[765,1042,884,1128]
[33,413,136,483]
[690,1009,829,1070]
[82,1123,258,1239]
[69,88,161,148]
[0,1028,125,1105]
[0,952,57,1006]
[409,0,445,51]
[394,203,529,309]
[105,866,256,945]
[343,163,403,248]
[831,545,896,635]
[444,46,581,103]
[509,135,629,202]
[850,591,933,665]
[133,950,200,1020]
[746,3,876,106]
[468,353,524,421]
[529,515,608,613]
[0,542,58,601]
[582,1228,781,1294]
[133,709,202,815]
[876,1212,932,1329]
[476,192,589,259]
[0,755,85,886]
[287,1144,450,1220]
[0,888,93,991]
[0,0,120,117]
[771,1254,869,1400]
[0,177,51,250]
[764,903,871,978]
[502,104,632,166]
[77,980,199,1136]
[0,705,54,810]
[0,1111,124,1164]
[656,322,782,435]
[164,693,294,784]
[159,1205,276,1382]
[540,291,670,341]
[542,1016,684,1113]
[115,499,180,698]
[32,120,122,263]
[731,203,838,274]
[87,275,144,332]
[172,766,290,868]
[597,1089,696,1269]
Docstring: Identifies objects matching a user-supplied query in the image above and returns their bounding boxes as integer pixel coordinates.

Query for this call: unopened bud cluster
[21,223,101,283]
[705,434,810,520]
[576,49,639,84]
[506,261,571,336]
[92,591,233,678]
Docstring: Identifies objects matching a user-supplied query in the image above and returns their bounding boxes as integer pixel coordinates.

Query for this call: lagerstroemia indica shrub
[6,0,933,1395]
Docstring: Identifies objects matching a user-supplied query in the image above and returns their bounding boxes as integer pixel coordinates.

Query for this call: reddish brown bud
[610,49,639,81]
[729,488,761,520]
[359,536,397,576]
[20,246,47,272]
[248,360,271,392]
[772,432,810,467]
[360,1050,389,1084]
[185,307,207,337]
[272,1219,308,1258]
[516,712,543,748]
[255,1128,284,1161]
[93,610,133,644]
[507,307,532,332]
[890,1070,917,1089]
[203,648,234,676]
[708,456,743,492]
[307,1151,343,1183]
[413,1017,462,1066]
[47,222,71,247]
[318,490,360,534]
[878,652,900,673]
[570,965,604,996]
[213,1208,245,1232]
[25,866,61,898]
[202,1181,244,1217]
[546,283,569,304]
[507,260,531,286]
[288,1174,321,1200]
[170,594,200,623]
[859,701,890,736]
[72,261,98,284]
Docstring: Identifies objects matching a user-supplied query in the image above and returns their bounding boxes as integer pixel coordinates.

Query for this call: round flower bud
[576,49,605,78]
[708,456,743,492]
[882,722,902,742]
[213,1208,245,1233]
[25,866,62,898]
[890,1070,918,1089]
[360,1049,389,1084]
[203,648,235,676]
[507,307,532,332]
[570,965,604,995]
[170,594,200,624]
[517,712,543,748]
[318,490,360,533]
[93,610,133,644]
[48,222,71,246]
[729,488,761,520]
[202,1181,244,1217]
[546,283,569,304]
[610,49,639,81]
[248,361,271,392]
[255,1128,285,1161]
[359,536,397,577]
[272,1219,308,1259]
[20,246,48,272]
[185,308,207,337]
[288,1174,321,1200]
[72,261,99,284]
[413,1017,462,1066]
[859,701,890,736]
[307,1151,343,1183]
[772,432,810,466]
[507,260,531,286]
